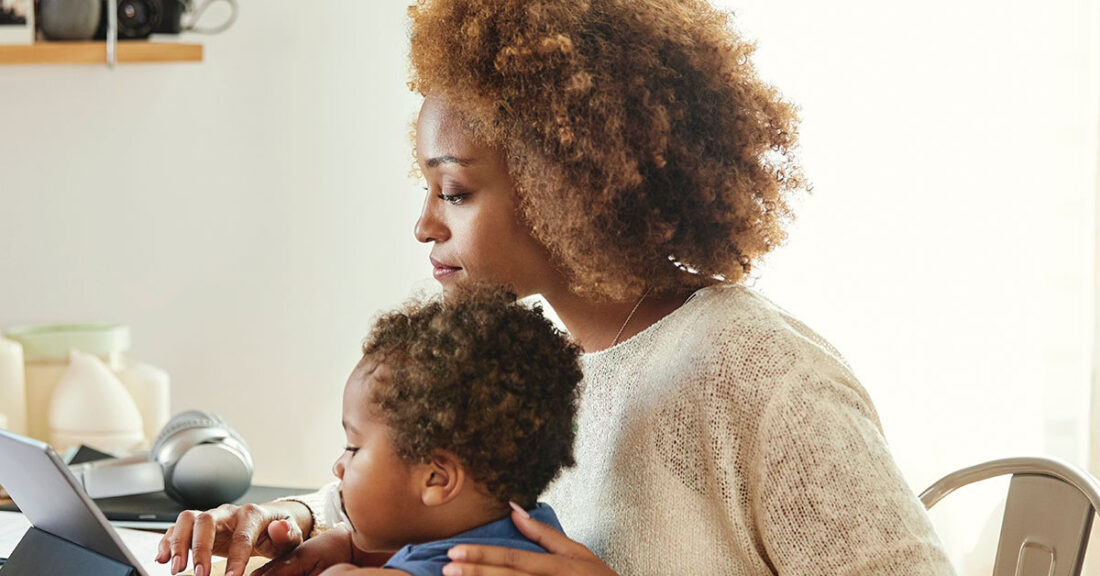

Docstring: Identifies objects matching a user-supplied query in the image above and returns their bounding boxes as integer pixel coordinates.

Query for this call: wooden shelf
[0,41,202,65]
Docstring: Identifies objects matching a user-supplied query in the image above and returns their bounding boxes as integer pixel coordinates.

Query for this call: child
[287,286,582,576]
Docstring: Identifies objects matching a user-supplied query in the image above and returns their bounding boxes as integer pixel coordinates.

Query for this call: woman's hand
[154,501,310,576]
[441,507,618,576]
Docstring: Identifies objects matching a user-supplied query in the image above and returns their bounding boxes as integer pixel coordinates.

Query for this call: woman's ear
[419,450,465,507]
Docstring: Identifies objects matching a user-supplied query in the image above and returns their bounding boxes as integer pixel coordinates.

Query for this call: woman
[158,0,954,575]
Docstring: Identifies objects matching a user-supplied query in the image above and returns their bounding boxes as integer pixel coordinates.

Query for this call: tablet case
[0,431,147,575]
[4,526,138,576]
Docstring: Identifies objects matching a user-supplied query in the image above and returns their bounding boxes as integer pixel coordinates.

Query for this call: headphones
[68,410,254,509]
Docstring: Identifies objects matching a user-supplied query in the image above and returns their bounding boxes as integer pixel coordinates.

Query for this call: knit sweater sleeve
[274,481,340,538]
[751,372,955,575]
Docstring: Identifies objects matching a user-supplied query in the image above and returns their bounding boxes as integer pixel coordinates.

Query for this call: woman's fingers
[190,511,219,576]
[155,525,174,564]
[443,561,535,576]
[507,509,592,558]
[168,510,199,573]
[154,503,328,576]
[445,545,556,576]
[156,503,296,576]
[443,511,617,576]
[222,504,270,576]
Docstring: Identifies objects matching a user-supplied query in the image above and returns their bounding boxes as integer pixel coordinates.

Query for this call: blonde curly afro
[409,0,806,300]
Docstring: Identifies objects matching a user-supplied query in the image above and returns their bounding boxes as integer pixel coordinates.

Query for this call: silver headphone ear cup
[170,439,253,509]
[151,410,224,455]
[152,410,253,508]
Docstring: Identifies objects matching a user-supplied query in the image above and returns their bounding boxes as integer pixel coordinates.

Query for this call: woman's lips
[430,257,462,280]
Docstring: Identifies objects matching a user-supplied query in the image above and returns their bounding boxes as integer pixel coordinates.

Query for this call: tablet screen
[0,429,143,572]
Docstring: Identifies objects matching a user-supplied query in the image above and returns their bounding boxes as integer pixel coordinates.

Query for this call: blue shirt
[382,503,563,576]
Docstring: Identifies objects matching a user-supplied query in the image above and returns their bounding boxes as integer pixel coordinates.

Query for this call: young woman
[158,1,955,575]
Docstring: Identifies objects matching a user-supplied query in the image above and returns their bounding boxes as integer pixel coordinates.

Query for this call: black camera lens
[122,1,146,24]
[116,0,162,39]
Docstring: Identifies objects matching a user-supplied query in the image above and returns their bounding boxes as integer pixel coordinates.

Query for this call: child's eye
[344,446,359,454]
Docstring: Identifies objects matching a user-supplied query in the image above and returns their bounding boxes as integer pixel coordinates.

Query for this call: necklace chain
[610,287,652,348]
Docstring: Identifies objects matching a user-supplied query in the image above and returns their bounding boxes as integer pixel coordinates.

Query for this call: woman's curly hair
[361,285,582,507]
[409,0,807,300]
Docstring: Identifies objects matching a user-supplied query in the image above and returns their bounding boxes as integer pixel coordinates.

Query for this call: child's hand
[316,563,404,576]
[317,564,362,576]
[251,526,357,576]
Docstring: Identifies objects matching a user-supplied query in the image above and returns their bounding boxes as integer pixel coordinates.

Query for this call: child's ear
[419,450,465,507]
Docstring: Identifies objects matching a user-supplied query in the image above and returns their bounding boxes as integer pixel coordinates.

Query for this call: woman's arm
[751,374,955,575]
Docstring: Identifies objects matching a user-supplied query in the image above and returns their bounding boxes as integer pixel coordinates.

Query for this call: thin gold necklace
[610,287,652,348]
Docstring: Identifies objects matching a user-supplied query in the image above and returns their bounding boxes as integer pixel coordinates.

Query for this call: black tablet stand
[3,526,137,576]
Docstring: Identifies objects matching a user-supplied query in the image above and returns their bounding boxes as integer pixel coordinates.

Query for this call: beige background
[0,1,1097,573]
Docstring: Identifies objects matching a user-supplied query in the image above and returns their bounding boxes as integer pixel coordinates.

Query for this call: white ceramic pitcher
[2,324,170,453]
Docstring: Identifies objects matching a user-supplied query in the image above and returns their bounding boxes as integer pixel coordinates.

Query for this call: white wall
[0,1,1097,571]
[0,1,426,488]
[716,0,1098,572]
[721,0,1097,467]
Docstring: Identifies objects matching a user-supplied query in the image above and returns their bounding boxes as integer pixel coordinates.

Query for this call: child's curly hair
[409,0,807,300]
[361,285,582,507]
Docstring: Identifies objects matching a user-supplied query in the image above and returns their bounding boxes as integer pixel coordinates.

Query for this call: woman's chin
[437,273,472,296]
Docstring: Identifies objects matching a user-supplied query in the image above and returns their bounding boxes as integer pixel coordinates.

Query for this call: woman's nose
[414,194,449,244]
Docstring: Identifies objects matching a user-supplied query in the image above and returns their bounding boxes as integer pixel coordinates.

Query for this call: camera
[94,0,185,40]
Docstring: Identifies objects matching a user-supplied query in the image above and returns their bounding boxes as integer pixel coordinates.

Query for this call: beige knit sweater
[539,284,954,575]
[293,284,954,575]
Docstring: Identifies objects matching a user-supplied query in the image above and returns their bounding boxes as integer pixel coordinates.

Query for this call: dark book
[0,445,317,525]
[1,483,317,525]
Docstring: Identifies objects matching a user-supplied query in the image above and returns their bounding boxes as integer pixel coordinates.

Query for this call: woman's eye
[437,191,468,205]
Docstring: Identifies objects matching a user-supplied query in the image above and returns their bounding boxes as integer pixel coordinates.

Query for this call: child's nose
[332,455,346,478]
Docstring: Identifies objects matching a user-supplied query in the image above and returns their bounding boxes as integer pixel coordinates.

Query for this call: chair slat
[993,474,1094,576]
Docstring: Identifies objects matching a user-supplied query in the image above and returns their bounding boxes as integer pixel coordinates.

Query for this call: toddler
[310,286,582,576]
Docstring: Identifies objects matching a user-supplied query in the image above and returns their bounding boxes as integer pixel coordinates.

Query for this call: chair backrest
[920,457,1100,576]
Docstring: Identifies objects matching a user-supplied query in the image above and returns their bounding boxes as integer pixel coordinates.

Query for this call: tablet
[0,429,147,575]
